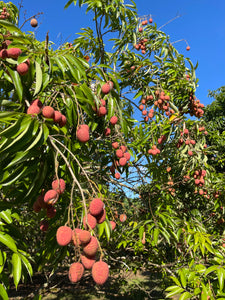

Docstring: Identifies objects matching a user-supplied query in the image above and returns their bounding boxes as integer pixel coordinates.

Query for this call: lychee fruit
[112,142,119,149]
[120,145,127,153]
[30,18,38,27]
[72,228,82,246]
[110,221,116,230]
[120,214,127,222]
[119,157,127,167]
[110,116,118,125]
[42,106,55,119]
[36,195,48,209]
[76,125,90,143]
[96,209,106,224]
[83,236,99,257]
[123,152,131,161]
[149,18,153,23]
[30,99,43,108]
[115,172,120,179]
[186,46,190,51]
[7,48,22,59]
[52,178,66,194]
[81,254,96,269]
[56,226,72,246]
[17,62,29,76]
[104,127,111,136]
[100,99,106,106]
[0,49,8,59]
[97,106,107,117]
[68,262,84,283]
[27,105,41,116]
[92,261,109,285]
[116,149,123,158]
[40,220,49,232]
[53,111,62,124]
[101,83,111,95]
[59,115,67,127]
[83,213,97,229]
[46,205,56,218]
[44,189,59,205]
[108,80,114,90]
[89,198,104,216]
[79,230,91,244]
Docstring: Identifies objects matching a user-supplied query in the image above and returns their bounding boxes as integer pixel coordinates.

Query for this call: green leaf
[5,67,23,102]
[0,232,17,252]
[179,292,193,300]
[18,252,33,278]
[104,220,111,241]
[0,283,9,300]
[12,253,22,289]
[165,286,184,298]
[34,61,43,96]
[153,227,159,245]
[0,210,12,224]
[179,269,187,288]
[205,265,219,276]
[217,268,225,291]
[0,20,23,34]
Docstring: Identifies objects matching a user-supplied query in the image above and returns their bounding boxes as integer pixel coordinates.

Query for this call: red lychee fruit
[46,205,56,218]
[188,150,193,156]
[110,116,118,125]
[100,99,106,106]
[59,115,67,127]
[120,214,127,222]
[56,226,72,246]
[36,195,48,209]
[96,209,106,224]
[149,18,153,23]
[27,105,41,116]
[44,189,59,205]
[81,254,96,269]
[104,127,111,136]
[119,157,127,167]
[17,62,29,76]
[52,178,66,194]
[33,201,41,213]
[89,198,104,216]
[76,125,90,143]
[138,27,143,33]
[42,106,55,119]
[92,261,109,285]
[83,236,99,257]
[53,111,62,123]
[108,80,114,90]
[97,106,107,116]
[79,230,91,244]
[72,228,82,246]
[112,142,119,149]
[115,172,120,179]
[30,99,43,108]
[40,220,49,232]
[186,46,190,51]
[123,152,131,161]
[68,262,84,283]
[101,83,111,95]
[116,149,123,158]
[110,221,116,230]
[120,145,127,153]
[184,129,189,134]
[7,48,22,59]
[30,18,38,27]
[0,49,8,59]
[83,214,97,229]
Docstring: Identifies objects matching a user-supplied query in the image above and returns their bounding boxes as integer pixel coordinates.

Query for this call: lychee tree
[0,0,224,299]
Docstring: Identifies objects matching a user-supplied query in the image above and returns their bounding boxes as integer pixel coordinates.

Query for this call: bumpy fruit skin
[44,189,59,204]
[104,127,111,136]
[7,48,22,59]
[53,111,62,123]
[27,105,41,116]
[0,49,8,59]
[68,262,84,283]
[110,116,118,125]
[101,83,111,95]
[83,214,97,229]
[30,18,38,27]
[96,209,106,224]
[116,149,123,158]
[52,178,66,194]
[81,255,96,269]
[76,125,90,143]
[72,228,82,246]
[56,226,72,246]
[31,99,43,108]
[42,106,55,119]
[107,80,114,90]
[112,142,119,149]
[123,152,131,161]
[83,236,98,257]
[120,145,127,153]
[89,198,104,216]
[79,230,91,244]
[120,214,127,222]
[17,62,29,76]
[40,220,49,232]
[97,106,107,117]
[59,115,67,127]
[119,157,127,167]
[115,172,120,179]
[92,261,109,285]
[110,221,116,230]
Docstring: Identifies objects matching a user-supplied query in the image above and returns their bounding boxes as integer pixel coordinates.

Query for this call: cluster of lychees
[188,92,204,118]
[34,178,66,231]
[110,144,131,179]
[0,45,30,76]
[134,38,148,54]
[27,100,67,127]
[55,198,117,285]
[0,6,10,19]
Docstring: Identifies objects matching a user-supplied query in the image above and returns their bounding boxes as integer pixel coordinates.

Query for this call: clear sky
[12,0,225,106]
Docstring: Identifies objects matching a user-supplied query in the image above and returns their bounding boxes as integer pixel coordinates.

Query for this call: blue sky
[13,0,225,106]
